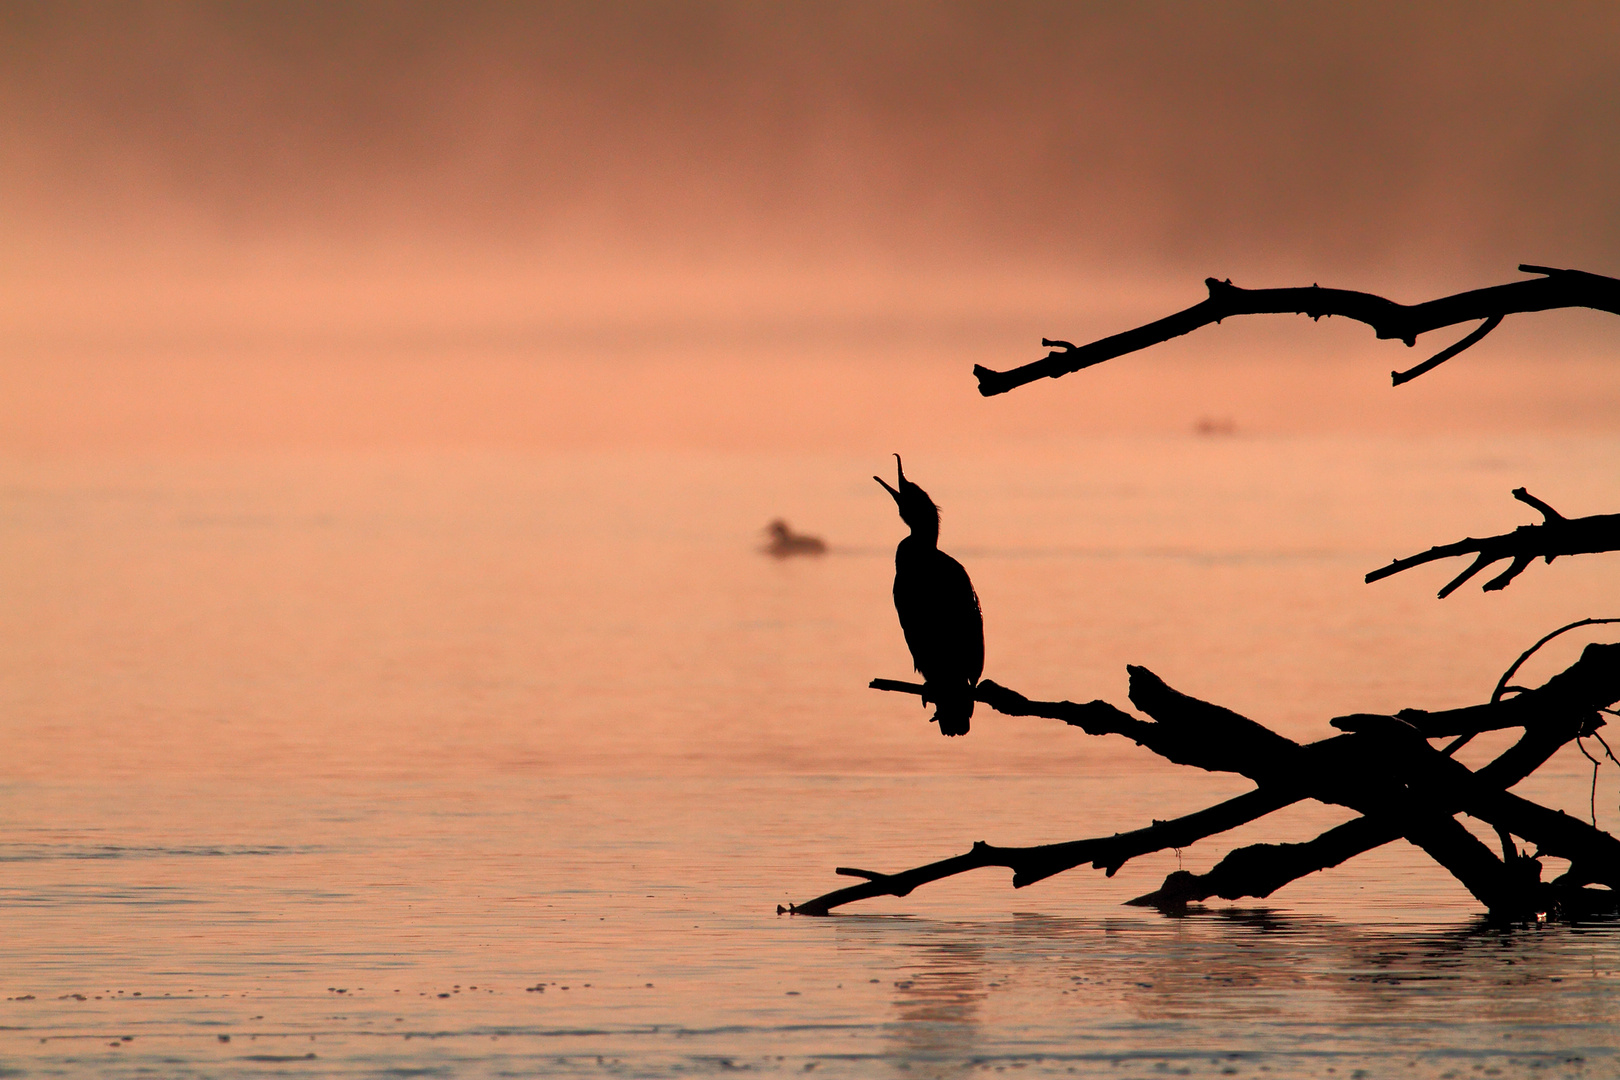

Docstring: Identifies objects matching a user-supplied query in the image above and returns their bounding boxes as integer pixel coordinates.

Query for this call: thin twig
[1436,618,1620,757]
[1391,314,1503,385]
[1492,618,1620,703]
[1577,738,1602,827]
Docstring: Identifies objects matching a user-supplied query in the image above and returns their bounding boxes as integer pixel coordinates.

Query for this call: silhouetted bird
[763,519,827,557]
[874,455,984,736]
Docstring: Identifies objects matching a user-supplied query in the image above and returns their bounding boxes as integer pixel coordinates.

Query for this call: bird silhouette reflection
[875,455,984,736]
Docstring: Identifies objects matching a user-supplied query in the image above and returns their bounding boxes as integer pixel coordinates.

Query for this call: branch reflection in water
[836,909,1620,1075]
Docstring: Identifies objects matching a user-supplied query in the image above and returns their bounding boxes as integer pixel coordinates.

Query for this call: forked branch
[972,265,1620,397]
[1365,488,1620,597]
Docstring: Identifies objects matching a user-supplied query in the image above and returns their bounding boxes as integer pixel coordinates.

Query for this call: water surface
[3,433,1619,1076]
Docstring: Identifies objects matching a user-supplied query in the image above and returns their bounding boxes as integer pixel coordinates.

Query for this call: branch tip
[1391,314,1504,385]
[1512,487,1564,522]
[1438,552,1494,598]
[1483,555,1535,592]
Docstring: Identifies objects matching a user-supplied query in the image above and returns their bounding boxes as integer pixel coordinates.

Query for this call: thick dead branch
[1129,816,1396,909]
[1337,714,1620,897]
[1124,666,1305,780]
[1434,760,1620,891]
[1365,489,1620,597]
[1133,643,1619,909]
[1396,641,1620,737]
[786,644,1620,918]
[1127,680,1542,912]
[972,265,1620,397]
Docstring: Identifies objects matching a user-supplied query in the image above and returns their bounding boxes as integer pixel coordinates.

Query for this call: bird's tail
[927,683,975,737]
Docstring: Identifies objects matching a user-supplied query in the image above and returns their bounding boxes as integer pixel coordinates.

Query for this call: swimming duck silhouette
[764,519,827,557]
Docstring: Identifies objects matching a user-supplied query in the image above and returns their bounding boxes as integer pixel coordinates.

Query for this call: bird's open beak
[874,453,905,502]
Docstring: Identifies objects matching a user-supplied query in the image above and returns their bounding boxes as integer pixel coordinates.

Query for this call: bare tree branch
[1398,642,1620,737]
[1130,643,1620,909]
[777,787,1295,916]
[1365,489,1620,597]
[1128,816,1395,909]
[972,265,1620,397]
[784,644,1620,918]
[1128,684,1536,912]
[873,675,1308,783]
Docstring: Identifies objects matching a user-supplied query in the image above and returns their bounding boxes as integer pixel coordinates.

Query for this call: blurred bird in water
[874,455,984,736]
[763,519,827,557]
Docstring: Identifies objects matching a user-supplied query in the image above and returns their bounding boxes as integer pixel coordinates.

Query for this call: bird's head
[874,454,940,540]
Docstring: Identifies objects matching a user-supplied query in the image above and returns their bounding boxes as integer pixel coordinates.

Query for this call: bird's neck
[902,524,939,550]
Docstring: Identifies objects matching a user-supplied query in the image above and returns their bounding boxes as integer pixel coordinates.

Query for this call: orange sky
[2,2,1618,446]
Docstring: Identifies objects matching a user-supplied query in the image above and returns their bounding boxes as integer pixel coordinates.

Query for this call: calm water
[4,433,1620,1077]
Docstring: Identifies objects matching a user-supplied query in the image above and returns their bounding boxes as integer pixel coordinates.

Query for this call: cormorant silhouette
[874,455,984,736]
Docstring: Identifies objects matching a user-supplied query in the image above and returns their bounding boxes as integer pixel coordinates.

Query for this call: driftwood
[971,265,1620,397]
[781,640,1620,920]
[1366,488,1620,597]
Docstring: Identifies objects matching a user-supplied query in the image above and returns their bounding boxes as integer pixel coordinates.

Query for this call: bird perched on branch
[874,455,984,736]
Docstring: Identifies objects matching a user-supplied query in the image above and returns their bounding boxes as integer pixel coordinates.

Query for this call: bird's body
[876,457,983,736]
